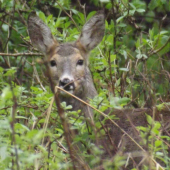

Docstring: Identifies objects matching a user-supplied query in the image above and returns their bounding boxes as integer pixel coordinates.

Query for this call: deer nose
[59,78,75,91]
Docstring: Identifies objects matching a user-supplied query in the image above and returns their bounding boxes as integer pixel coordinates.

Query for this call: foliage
[0,0,170,169]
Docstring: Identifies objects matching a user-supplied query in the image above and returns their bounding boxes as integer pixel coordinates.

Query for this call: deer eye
[77,60,84,66]
[50,60,56,67]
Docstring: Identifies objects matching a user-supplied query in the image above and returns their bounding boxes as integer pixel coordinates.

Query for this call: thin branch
[77,0,86,22]
[54,89,78,170]
[9,81,20,170]
[33,63,46,91]
[3,0,16,52]
[0,52,43,56]
[41,97,54,145]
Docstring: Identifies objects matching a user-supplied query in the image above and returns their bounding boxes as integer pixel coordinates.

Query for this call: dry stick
[53,89,78,170]
[41,97,54,145]
[56,139,68,153]
[3,0,16,52]
[77,0,86,22]
[33,64,46,92]
[9,85,20,170]
[108,51,115,96]
[53,89,91,170]
[0,52,43,57]
[56,86,165,170]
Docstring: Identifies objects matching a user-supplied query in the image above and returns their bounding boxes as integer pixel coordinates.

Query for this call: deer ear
[27,12,58,54]
[77,11,105,52]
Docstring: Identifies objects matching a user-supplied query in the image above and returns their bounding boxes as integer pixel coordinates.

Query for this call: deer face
[28,11,105,97]
[48,44,86,96]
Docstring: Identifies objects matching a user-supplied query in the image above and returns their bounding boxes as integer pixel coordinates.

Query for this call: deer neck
[59,68,97,118]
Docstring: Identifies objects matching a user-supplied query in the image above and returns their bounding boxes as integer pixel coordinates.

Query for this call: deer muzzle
[59,78,75,92]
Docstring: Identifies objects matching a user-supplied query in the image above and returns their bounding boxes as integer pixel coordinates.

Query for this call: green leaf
[129,9,136,15]
[15,116,28,119]
[161,0,166,4]
[129,3,136,9]
[78,12,85,23]
[100,0,110,2]
[148,0,161,10]
[146,114,153,125]
[116,16,125,23]
[155,140,162,147]
[47,14,53,22]
[123,50,127,59]
[156,103,165,111]
[117,23,127,27]
[3,67,16,77]
[136,9,145,13]
[15,123,30,132]
[142,54,148,59]
[2,24,9,31]
[117,97,130,106]
[102,58,108,66]
[119,68,129,72]
[0,146,7,161]
[105,2,112,9]
[71,9,78,15]
[38,11,46,23]
[160,31,168,35]
[110,55,116,62]
[106,34,113,45]
[86,11,97,21]
[136,53,142,59]
[145,11,155,22]
[0,67,4,73]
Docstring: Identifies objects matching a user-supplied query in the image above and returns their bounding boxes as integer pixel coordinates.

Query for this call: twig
[77,0,86,21]
[54,88,78,170]
[0,52,43,56]
[9,83,20,170]
[108,51,115,96]
[41,97,54,145]
[33,63,46,91]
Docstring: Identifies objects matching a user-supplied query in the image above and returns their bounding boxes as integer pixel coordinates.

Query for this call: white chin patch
[60,90,73,96]
[69,85,74,90]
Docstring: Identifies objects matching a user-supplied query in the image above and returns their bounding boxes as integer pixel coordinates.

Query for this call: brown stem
[9,81,20,170]
[0,52,43,56]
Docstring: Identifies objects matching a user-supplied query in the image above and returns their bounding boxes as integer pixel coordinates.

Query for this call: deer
[28,11,170,169]
[28,11,104,119]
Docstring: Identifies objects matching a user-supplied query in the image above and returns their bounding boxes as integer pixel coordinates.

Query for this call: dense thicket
[0,0,170,169]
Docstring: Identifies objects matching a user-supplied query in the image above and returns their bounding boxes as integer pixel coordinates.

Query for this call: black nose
[59,78,75,91]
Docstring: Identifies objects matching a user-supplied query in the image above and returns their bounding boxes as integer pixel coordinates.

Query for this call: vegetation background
[0,0,170,169]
